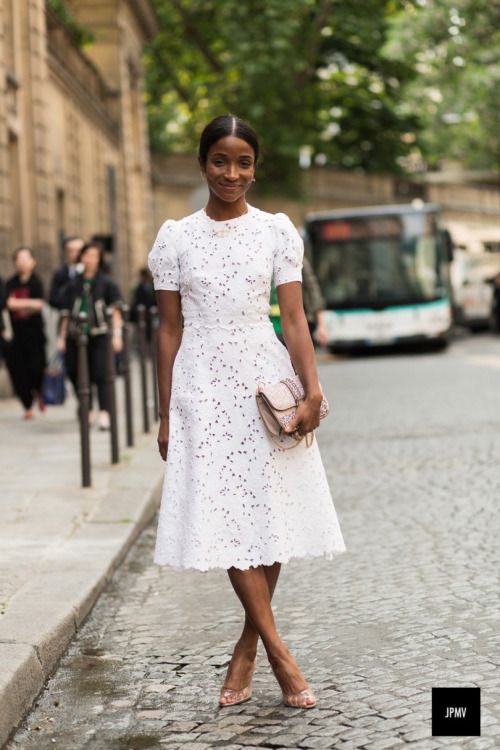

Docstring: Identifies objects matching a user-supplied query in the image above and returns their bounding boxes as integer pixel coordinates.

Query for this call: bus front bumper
[328,331,450,351]
[323,302,452,349]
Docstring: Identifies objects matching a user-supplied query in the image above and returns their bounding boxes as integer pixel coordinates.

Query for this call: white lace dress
[147,203,346,571]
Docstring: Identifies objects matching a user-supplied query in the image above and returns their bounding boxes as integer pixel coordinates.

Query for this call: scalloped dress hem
[154,544,347,573]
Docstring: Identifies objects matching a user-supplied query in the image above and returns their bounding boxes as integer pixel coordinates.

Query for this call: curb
[0,434,163,748]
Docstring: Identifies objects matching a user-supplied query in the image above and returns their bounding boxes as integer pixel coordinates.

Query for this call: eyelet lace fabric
[147,204,346,571]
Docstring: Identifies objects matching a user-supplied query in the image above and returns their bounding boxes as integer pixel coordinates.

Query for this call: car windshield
[309,213,448,309]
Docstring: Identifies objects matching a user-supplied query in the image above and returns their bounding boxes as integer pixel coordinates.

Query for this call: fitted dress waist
[182,314,273,331]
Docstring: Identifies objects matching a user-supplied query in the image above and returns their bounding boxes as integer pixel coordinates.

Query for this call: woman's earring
[252,178,256,182]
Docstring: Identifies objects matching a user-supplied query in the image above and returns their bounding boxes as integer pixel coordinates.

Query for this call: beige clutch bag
[256,374,329,450]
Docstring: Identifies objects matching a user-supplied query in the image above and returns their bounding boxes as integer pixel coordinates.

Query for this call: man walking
[49,236,84,310]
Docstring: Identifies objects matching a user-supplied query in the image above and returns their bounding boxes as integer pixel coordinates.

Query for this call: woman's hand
[112,332,123,353]
[314,310,330,348]
[314,320,330,348]
[157,416,170,460]
[57,336,66,353]
[284,394,323,437]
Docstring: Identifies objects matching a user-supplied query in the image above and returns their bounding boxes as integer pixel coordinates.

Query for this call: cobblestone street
[7,334,500,750]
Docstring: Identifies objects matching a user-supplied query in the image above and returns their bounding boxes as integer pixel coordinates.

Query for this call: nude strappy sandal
[282,686,317,708]
[219,656,257,707]
[269,659,317,709]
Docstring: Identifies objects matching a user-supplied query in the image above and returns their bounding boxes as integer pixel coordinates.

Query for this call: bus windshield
[307,211,448,310]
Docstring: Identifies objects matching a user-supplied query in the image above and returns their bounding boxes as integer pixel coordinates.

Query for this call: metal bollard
[137,304,150,433]
[120,303,134,447]
[105,306,119,464]
[149,305,159,423]
[77,312,91,488]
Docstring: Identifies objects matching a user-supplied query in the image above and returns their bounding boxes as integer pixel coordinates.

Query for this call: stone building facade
[0,0,158,293]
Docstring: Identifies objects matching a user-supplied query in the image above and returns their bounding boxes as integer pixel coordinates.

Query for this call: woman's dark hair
[78,240,105,269]
[12,246,34,262]
[198,114,259,166]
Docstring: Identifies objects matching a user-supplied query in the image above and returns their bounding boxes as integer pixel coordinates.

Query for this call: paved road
[6,334,500,750]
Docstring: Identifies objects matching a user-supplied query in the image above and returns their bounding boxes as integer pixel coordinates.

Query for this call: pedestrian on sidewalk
[302,255,330,347]
[0,274,7,356]
[49,236,84,310]
[269,255,330,348]
[58,240,123,430]
[3,247,47,419]
[130,267,155,343]
[148,114,346,711]
[492,272,500,333]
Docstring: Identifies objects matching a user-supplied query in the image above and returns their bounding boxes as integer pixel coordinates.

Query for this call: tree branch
[169,0,224,74]
[294,0,334,88]
[149,46,193,104]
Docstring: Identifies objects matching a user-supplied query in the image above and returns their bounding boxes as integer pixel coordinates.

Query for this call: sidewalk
[0,364,164,747]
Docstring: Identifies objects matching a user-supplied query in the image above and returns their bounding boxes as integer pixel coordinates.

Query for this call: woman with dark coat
[58,240,122,430]
[4,247,47,419]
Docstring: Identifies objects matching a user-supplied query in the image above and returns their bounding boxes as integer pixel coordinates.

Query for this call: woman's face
[202,136,255,203]
[81,247,100,276]
[15,249,35,276]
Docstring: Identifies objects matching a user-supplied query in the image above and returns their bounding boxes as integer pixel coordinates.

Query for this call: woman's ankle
[234,638,258,661]
[265,641,291,666]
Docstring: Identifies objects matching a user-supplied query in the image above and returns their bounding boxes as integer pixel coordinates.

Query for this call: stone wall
[0,0,158,294]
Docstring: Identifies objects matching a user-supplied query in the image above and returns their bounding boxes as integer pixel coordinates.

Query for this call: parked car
[448,223,500,331]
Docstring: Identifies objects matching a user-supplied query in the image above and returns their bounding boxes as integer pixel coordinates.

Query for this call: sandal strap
[283,687,317,707]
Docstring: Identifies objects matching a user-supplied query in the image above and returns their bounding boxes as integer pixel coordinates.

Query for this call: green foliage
[144,0,418,194]
[384,0,500,171]
[46,0,95,47]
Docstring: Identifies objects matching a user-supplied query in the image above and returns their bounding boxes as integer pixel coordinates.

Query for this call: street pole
[105,306,119,464]
[120,303,134,447]
[77,312,91,488]
[149,305,159,423]
[137,304,150,433]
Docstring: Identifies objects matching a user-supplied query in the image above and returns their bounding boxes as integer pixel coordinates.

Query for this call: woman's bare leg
[236,561,281,654]
[221,563,313,703]
[221,562,281,698]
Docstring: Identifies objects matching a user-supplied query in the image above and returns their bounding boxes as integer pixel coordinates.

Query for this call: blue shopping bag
[42,351,66,406]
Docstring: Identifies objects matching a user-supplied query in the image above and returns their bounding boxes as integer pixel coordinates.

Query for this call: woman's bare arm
[7,297,44,313]
[277,281,323,436]
[155,289,183,459]
[57,314,68,352]
[111,305,123,353]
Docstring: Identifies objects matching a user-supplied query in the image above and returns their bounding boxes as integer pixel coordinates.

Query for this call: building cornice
[46,8,120,144]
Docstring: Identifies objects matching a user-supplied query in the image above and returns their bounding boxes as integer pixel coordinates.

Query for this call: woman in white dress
[148,114,346,710]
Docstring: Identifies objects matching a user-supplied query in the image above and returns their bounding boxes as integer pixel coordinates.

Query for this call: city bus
[304,203,454,351]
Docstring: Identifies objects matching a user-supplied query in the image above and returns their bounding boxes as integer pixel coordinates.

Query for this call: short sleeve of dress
[147,219,180,291]
[272,212,304,287]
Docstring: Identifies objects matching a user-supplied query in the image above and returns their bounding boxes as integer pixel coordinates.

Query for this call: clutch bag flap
[257,380,299,411]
